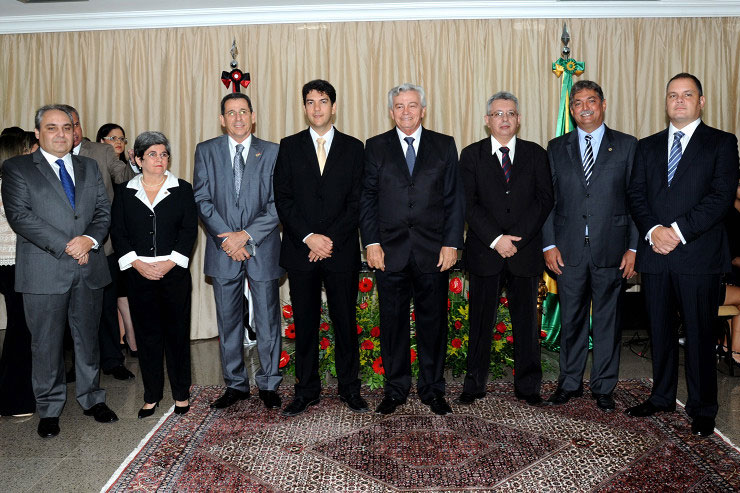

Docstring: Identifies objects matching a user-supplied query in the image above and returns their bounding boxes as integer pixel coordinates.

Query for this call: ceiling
[1,0,739,34]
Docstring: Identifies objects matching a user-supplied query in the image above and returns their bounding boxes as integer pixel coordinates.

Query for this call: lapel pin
[255,152,262,158]
[608,147,613,152]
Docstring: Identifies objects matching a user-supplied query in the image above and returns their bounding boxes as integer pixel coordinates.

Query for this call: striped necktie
[667,131,684,186]
[583,134,594,186]
[56,159,75,208]
[234,143,245,199]
[500,146,512,183]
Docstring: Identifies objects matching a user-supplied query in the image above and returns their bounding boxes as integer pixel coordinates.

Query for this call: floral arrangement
[279,272,521,389]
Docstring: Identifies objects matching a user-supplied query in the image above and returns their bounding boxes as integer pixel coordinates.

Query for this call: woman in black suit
[110,131,198,418]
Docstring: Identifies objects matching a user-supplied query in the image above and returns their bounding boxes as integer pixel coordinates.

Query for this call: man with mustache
[542,80,638,411]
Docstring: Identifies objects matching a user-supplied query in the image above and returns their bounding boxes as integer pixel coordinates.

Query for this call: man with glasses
[193,93,283,410]
[458,92,553,407]
[60,105,135,383]
[542,81,638,412]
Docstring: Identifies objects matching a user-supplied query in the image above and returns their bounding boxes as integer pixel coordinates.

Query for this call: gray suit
[542,125,638,395]
[193,134,283,392]
[1,149,111,417]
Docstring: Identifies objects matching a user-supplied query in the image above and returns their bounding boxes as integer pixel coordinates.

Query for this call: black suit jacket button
[506,208,511,213]
[150,247,154,251]
[586,193,590,198]
[505,190,510,195]
[408,202,414,208]
[582,215,587,219]
[149,231,154,235]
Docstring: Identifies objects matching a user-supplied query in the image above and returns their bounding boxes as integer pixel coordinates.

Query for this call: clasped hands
[132,259,175,280]
[494,235,521,258]
[218,230,251,261]
[65,236,93,265]
[306,234,333,262]
[366,244,456,272]
[650,226,680,255]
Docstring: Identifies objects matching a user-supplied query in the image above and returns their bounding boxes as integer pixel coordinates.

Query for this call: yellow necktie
[317,137,327,175]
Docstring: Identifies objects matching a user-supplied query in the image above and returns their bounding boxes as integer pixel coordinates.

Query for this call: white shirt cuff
[543,244,556,252]
[490,234,503,249]
[366,243,380,247]
[302,233,313,243]
[169,251,190,268]
[646,225,660,245]
[84,235,99,250]
[671,222,686,245]
[118,251,138,271]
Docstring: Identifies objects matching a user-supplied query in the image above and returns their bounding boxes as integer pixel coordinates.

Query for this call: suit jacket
[193,134,283,281]
[1,149,111,294]
[274,128,363,272]
[627,121,739,275]
[359,127,465,273]
[110,175,198,265]
[542,126,638,268]
[461,137,553,277]
[78,139,135,255]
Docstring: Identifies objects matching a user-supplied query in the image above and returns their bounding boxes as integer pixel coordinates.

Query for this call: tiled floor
[1,331,739,492]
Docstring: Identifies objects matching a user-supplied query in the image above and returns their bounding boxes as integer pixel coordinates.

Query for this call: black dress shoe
[624,400,676,417]
[282,396,320,417]
[259,390,282,409]
[37,417,60,438]
[455,391,486,405]
[83,403,119,423]
[339,393,369,413]
[592,393,616,412]
[546,387,583,405]
[516,393,544,406]
[375,396,406,415]
[423,395,453,415]
[103,365,135,381]
[210,388,250,409]
[174,404,190,415]
[691,416,715,437]
[66,368,76,383]
[137,403,159,419]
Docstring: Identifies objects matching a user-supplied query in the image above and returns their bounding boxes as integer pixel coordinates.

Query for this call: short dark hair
[133,131,170,159]
[22,131,38,153]
[96,123,125,143]
[34,104,74,130]
[302,80,336,105]
[570,80,605,104]
[1,126,25,136]
[220,93,253,115]
[666,72,703,97]
[0,133,26,174]
[58,104,79,120]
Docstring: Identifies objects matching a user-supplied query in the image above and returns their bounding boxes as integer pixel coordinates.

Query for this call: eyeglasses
[103,136,128,144]
[145,151,169,160]
[487,110,518,119]
[224,109,251,118]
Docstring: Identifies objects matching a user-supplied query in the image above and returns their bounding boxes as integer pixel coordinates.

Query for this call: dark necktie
[404,136,416,174]
[500,146,512,183]
[56,159,75,209]
[234,144,245,199]
[583,134,594,186]
[667,131,684,186]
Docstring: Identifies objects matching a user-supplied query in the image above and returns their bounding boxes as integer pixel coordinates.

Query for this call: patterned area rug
[103,380,740,492]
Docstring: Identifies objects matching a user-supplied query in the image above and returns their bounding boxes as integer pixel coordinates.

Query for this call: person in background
[111,131,197,418]
[97,123,137,357]
[22,131,38,154]
[0,132,36,417]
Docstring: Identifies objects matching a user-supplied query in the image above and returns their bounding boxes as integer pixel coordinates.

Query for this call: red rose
[496,322,507,333]
[447,298,451,311]
[282,305,293,319]
[493,333,502,341]
[410,348,417,363]
[411,311,415,321]
[449,277,463,294]
[320,337,331,350]
[359,277,374,293]
[285,323,296,339]
[451,338,462,348]
[361,340,374,350]
[279,350,290,368]
[499,297,509,307]
[372,357,385,375]
[371,326,380,338]
[357,325,363,335]
[359,302,368,310]
[454,320,462,330]
[320,322,330,332]
[540,330,547,339]
[506,335,514,344]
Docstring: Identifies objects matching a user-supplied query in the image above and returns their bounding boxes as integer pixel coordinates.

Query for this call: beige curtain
[1,17,739,339]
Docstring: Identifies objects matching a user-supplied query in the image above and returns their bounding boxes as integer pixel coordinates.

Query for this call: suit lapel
[72,155,87,210]
[322,130,344,180]
[564,130,587,189]
[482,137,507,186]
[33,151,74,209]
[589,126,613,184]
[388,129,410,180]
[300,129,322,181]
[670,122,705,186]
[508,139,526,186]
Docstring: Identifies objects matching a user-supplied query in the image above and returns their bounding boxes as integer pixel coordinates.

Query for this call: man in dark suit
[274,79,367,416]
[542,80,638,412]
[458,92,553,406]
[2,105,119,438]
[193,93,284,410]
[360,83,465,416]
[626,73,739,436]
[62,105,135,382]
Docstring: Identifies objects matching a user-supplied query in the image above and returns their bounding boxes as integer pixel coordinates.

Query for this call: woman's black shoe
[174,404,190,415]
[137,402,159,419]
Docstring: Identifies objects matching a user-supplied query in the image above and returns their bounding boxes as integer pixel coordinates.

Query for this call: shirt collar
[669,118,701,141]
[396,125,422,145]
[228,134,252,155]
[491,135,516,154]
[309,125,335,147]
[40,148,71,168]
[576,123,605,141]
[72,142,82,155]
[126,170,179,191]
